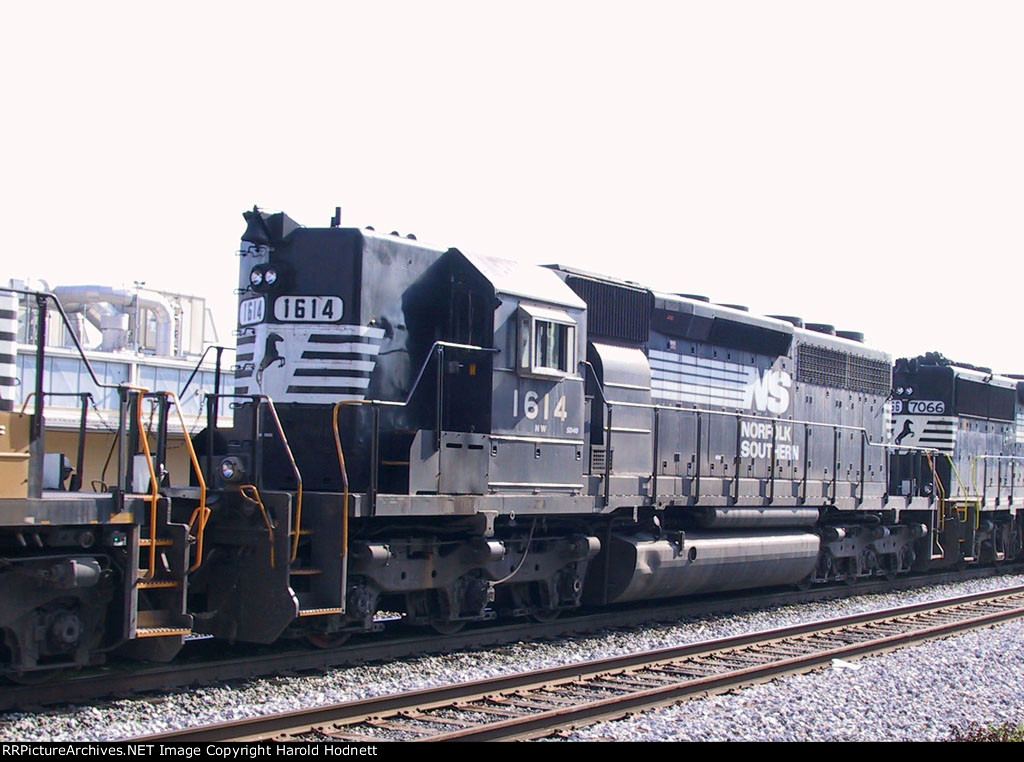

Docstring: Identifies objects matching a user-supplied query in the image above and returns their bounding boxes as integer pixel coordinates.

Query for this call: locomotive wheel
[981,540,1000,566]
[530,609,562,623]
[878,554,898,581]
[306,633,352,650]
[6,669,65,685]
[507,582,562,623]
[429,620,467,635]
[405,591,469,635]
[954,547,969,571]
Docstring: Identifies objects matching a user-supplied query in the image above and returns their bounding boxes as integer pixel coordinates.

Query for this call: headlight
[220,457,244,483]
[264,267,279,286]
[249,269,264,287]
[896,387,904,395]
[905,386,913,395]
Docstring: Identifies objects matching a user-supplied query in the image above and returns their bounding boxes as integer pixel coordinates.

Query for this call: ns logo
[742,368,792,415]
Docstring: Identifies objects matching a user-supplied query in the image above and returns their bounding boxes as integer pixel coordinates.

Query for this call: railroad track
[140,584,1024,742]
[2,565,1012,712]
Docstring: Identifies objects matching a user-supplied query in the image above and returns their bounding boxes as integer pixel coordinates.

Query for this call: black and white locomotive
[1,207,1021,678]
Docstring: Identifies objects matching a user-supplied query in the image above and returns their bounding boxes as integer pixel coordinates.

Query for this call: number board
[273,296,344,322]
[907,400,946,415]
[238,296,265,326]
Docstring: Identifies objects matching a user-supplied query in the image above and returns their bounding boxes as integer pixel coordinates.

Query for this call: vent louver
[565,275,651,345]
[797,344,891,395]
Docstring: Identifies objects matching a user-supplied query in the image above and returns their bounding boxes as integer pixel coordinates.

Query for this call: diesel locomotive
[1,207,1021,679]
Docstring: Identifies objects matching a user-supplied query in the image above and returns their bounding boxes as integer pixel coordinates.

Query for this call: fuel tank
[585,530,820,604]
[694,507,821,529]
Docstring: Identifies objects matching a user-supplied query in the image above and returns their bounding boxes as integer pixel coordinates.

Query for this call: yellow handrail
[160,391,210,572]
[256,397,304,563]
[125,387,211,577]
[970,456,981,502]
[124,387,161,581]
[926,453,947,530]
[331,401,357,573]
[942,454,978,530]
[944,453,971,498]
[240,484,277,569]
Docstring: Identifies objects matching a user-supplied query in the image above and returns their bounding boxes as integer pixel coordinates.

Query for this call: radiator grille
[797,344,891,395]
[566,276,650,345]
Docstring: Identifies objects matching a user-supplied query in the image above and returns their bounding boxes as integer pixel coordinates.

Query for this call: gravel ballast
[2,573,1024,742]
[565,618,1024,742]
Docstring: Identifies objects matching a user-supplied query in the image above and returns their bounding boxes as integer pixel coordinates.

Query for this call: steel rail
[2,565,1014,712]
[426,594,1024,741]
[135,582,1024,743]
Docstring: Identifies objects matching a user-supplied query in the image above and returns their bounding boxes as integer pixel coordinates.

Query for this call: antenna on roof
[330,207,341,228]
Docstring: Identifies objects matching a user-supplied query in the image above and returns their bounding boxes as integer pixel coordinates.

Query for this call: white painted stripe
[650,371,745,388]
[649,349,751,375]
[303,342,381,355]
[651,386,746,407]
[279,392,365,404]
[328,325,386,338]
[651,378,746,401]
[652,390,742,407]
[649,356,749,378]
[292,376,371,389]
[292,359,376,373]
[651,364,749,387]
[0,339,14,355]
[651,392,744,407]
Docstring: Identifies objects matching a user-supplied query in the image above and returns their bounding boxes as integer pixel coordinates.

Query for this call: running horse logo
[894,419,914,446]
[256,332,285,386]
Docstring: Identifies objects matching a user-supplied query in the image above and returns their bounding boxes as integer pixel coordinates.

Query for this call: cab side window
[518,304,577,378]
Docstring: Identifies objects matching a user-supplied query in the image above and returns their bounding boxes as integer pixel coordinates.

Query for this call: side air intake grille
[798,344,891,395]
[565,276,650,345]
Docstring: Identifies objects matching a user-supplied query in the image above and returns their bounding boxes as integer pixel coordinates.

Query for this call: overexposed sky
[2,1,1021,372]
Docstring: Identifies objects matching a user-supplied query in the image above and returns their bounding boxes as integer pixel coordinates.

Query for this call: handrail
[599,394,923,444]
[329,342,497,508]
[260,398,303,564]
[943,452,970,498]
[123,386,162,580]
[4,286,131,499]
[359,340,501,411]
[4,287,124,497]
[332,401,351,604]
[327,340,497,608]
[240,484,277,569]
[205,393,304,562]
[582,362,612,504]
[156,391,210,572]
[970,453,1024,510]
[926,452,948,530]
[19,391,91,491]
[1,287,120,394]
[124,386,211,577]
[179,344,229,398]
[583,366,943,506]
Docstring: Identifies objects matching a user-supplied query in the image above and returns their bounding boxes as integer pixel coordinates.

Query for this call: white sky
[3,2,1022,372]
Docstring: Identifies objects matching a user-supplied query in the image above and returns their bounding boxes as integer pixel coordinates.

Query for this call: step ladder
[289,523,344,619]
[131,493,193,640]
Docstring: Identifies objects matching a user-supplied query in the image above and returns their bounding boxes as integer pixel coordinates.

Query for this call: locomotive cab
[190,209,600,639]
